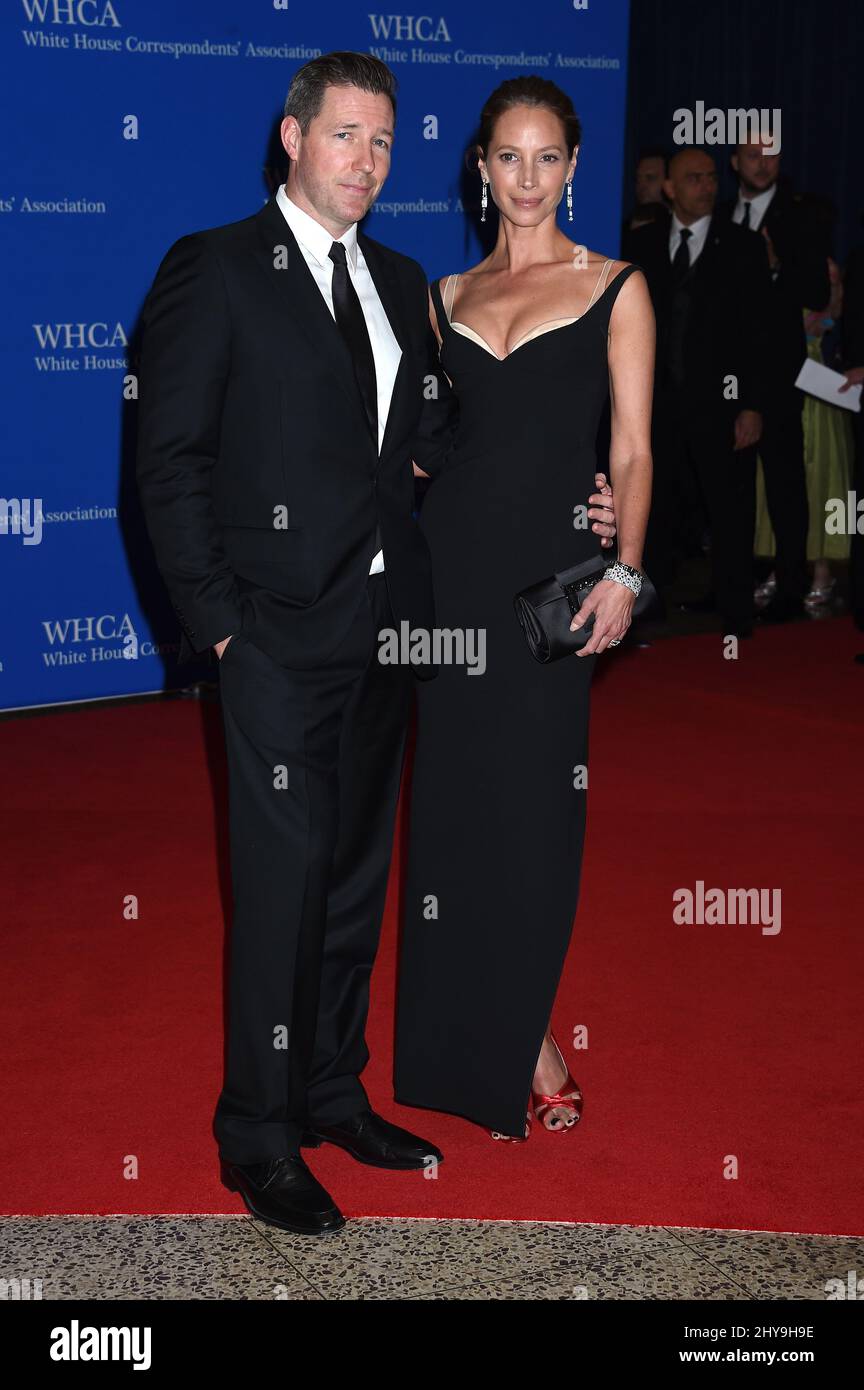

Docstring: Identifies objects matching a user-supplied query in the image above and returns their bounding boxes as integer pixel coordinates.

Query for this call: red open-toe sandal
[532,1034,583,1132]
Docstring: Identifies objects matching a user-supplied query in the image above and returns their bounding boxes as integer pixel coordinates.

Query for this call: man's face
[635,156,665,205]
[281,83,394,236]
[664,151,717,222]
[732,141,780,196]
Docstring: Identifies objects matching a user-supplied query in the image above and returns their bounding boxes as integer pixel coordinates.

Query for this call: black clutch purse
[513,555,657,663]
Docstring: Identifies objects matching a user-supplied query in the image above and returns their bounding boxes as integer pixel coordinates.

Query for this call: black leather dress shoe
[221,1155,345,1235]
[302,1109,444,1170]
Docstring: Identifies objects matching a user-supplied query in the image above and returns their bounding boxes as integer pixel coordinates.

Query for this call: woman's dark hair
[284,51,397,133]
[476,76,582,161]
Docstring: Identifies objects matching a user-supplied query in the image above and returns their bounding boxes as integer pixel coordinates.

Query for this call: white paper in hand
[794,358,861,413]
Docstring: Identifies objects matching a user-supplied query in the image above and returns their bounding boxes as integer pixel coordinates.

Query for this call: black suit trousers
[757,390,809,602]
[213,572,413,1162]
[650,392,756,627]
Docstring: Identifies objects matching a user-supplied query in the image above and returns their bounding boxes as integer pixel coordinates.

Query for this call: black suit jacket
[136,195,456,670]
[629,213,772,416]
[720,182,831,398]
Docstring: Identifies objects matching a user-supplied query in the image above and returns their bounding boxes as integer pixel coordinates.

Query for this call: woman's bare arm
[606,267,655,571]
[571,266,655,656]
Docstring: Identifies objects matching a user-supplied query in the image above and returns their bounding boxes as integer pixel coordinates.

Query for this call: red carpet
[3,618,862,1234]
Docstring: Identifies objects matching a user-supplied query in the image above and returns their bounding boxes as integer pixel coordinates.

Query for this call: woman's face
[479,103,577,226]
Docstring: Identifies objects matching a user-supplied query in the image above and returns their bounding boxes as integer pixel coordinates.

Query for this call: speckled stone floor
[2,1217,861,1300]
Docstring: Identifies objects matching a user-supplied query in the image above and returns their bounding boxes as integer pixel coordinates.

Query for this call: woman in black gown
[393,77,654,1141]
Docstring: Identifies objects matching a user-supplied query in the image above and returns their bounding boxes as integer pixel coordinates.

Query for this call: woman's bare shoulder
[568,247,634,275]
[588,255,648,298]
[454,254,496,280]
[608,257,643,290]
[430,269,473,302]
[430,261,491,319]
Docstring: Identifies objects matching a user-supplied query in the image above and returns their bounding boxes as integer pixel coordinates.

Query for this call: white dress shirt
[668,212,712,269]
[732,182,777,233]
[275,182,401,574]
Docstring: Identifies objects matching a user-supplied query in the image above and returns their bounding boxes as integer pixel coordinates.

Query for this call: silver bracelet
[601,561,642,597]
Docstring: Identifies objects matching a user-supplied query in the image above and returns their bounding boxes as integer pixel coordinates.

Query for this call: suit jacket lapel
[252,196,372,441]
[253,197,416,470]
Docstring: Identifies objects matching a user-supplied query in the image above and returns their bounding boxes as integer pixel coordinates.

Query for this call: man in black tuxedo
[632,147,770,636]
[724,139,831,621]
[137,52,617,1235]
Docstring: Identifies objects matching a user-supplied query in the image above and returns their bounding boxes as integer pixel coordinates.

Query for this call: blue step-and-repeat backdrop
[1,0,630,711]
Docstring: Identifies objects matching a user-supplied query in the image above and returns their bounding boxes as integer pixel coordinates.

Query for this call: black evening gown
[393,259,639,1137]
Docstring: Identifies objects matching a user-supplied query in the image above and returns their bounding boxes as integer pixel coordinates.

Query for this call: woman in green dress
[754,258,854,614]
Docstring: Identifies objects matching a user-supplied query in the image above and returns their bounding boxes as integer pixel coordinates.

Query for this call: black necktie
[671,226,693,284]
[328,240,381,561]
[329,241,378,447]
[741,201,751,229]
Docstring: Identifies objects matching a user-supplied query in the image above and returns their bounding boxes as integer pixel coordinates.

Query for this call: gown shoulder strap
[589,261,642,330]
[604,262,642,308]
[584,256,616,313]
[429,274,459,334]
[443,272,461,321]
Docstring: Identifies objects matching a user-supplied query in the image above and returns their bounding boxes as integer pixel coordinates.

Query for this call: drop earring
[481,177,489,222]
[566,179,573,222]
